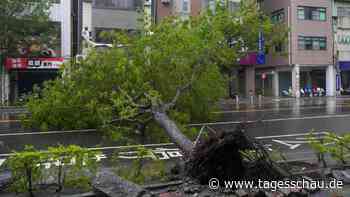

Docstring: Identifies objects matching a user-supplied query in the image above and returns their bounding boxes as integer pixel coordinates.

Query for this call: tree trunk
[153,110,194,155]
[26,166,34,197]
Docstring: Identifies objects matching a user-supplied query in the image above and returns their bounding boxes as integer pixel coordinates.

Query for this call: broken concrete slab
[93,168,151,197]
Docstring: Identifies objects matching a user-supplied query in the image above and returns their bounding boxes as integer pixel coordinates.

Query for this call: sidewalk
[220,95,350,111]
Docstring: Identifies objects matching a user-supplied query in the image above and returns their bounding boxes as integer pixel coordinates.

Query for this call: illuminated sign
[5,57,64,70]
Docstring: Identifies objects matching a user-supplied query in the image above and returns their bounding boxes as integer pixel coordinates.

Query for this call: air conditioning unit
[161,0,171,4]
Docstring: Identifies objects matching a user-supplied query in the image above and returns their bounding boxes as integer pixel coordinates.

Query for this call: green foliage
[113,147,167,184]
[7,146,47,195]
[0,0,56,57]
[24,1,287,145]
[7,145,99,194]
[308,132,350,165]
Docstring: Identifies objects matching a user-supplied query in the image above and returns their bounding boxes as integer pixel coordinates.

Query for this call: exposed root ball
[185,124,289,187]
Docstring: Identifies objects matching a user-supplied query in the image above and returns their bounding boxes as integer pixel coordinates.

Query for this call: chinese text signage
[5,57,64,70]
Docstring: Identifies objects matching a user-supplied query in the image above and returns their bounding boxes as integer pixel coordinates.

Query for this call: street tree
[0,0,56,59]
[25,1,287,156]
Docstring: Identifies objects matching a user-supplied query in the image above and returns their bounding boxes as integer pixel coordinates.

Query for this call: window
[298,36,327,50]
[337,7,350,27]
[271,9,285,23]
[93,0,142,10]
[298,7,305,19]
[183,0,190,13]
[228,1,240,13]
[297,6,326,21]
[275,43,283,52]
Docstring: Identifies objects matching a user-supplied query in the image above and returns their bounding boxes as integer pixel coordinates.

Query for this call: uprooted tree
[24,0,288,184]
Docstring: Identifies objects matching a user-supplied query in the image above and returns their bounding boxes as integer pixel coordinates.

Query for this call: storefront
[339,61,350,94]
[278,71,292,96]
[255,71,274,96]
[300,69,326,90]
[5,57,64,102]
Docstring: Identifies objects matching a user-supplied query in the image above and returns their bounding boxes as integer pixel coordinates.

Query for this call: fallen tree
[186,124,290,185]
[24,0,288,187]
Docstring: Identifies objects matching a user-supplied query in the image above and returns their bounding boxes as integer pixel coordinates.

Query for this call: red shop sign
[5,57,64,70]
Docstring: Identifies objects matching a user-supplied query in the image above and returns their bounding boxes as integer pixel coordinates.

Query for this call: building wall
[92,9,140,30]
[291,0,333,66]
[156,0,174,22]
[262,0,333,67]
[83,2,92,31]
[59,0,72,59]
[262,0,291,67]
[156,0,206,22]
[191,0,203,16]
[334,0,350,62]
[49,3,61,22]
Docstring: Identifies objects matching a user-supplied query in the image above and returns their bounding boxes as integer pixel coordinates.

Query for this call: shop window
[297,6,326,21]
[298,36,327,50]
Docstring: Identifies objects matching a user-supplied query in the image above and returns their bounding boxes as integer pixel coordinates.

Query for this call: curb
[143,180,183,190]
[60,192,96,197]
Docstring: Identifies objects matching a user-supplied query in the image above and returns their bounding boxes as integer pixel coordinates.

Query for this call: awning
[239,52,257,65]
[339,61,350,71]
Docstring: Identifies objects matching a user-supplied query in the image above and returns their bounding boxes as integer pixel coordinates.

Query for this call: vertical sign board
[336,74,341,91]
[257,31,265,65]
[0,54,2,74]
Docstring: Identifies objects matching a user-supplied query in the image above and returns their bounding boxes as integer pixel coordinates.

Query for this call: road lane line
[0,131,323,157]
[0,143,176,157]
[89,143,174,151]
[0,129,97,137]
[0,120,21,123]
[272,140,301,150]
[255,131,327,139]
[188,113,350,126]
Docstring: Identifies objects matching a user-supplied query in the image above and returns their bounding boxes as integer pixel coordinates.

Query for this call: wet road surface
[0,97,350,165]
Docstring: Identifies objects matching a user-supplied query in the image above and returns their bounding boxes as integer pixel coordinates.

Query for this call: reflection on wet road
[0,97,350,163]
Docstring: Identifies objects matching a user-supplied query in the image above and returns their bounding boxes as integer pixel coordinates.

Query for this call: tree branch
[164,70,197,111]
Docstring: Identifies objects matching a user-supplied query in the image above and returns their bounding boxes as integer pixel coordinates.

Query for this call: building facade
[241,0,336,98]
[333,0,350,95]
[2,0,77,103]
[90,0,142,41]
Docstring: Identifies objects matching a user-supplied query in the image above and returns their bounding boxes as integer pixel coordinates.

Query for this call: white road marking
[0,143,176,158]
[0,159,5,166]
[255,131,327,139]
[89,143,174,151]
[272,140,301,150]
[0,132,330,158]
[188,114,350,127]
[0,114,347,136]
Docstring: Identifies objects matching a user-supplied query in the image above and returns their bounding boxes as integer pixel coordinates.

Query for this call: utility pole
[72,0,83,58]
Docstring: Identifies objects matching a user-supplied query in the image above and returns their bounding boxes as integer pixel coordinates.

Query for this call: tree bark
[153,110,194,155]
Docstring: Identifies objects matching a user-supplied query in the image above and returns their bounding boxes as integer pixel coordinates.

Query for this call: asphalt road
[0,97,350,167]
